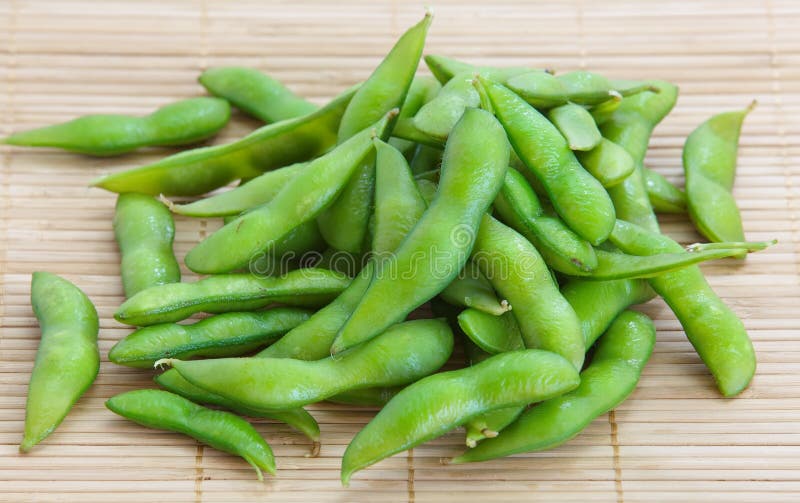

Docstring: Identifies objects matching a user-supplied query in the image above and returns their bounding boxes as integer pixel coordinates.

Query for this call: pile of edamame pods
[14,11,775,485]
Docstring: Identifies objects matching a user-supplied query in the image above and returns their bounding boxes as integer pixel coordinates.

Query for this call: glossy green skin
[684,106,752,241]
[109,308,311,368]
[5,97,229,156]
[185,113,391,273]
[340,349,580,485]
[166,319,454,411]
[106,389,275,480]
[493,168,598,274]
[326,387,400,406]
[154,371,320,443]
[423,54,534,85]
[575,138,636,188]
[451,310,655,463]
[609,220,756,396]
[644,168,687,213]
[473,215,585,370]
[331,108,510,354]
[318,14,431,253]
[113,194,180,298]
[457,309,524,355]
[372,139,427,254]
[199,67,317,123]
[506,71,655,109]
[547,103,602,151]
[481,77,616,245]
[414,73,480,141]
[589,93,623,125]
[21,272,99,452]
[90,87,356,196]
[114,268,350,326]
[601,80,679,232]
[562,278,654,346]
[172,161,308,217]
[246,221,326,277]
[389,75,443,154]
[440,261,509,316]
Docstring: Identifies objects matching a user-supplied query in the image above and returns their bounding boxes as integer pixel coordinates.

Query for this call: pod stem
[153,358,177,369]
[686,240,776,253]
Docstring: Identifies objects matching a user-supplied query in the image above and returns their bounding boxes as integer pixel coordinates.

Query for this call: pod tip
[153,358,176,369]
[305,441,321,458]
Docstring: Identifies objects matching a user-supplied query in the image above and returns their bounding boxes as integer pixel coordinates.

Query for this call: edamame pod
[106,390,275,480]
[440,261,511,316]
[478,76,615,245]
[90,86,356,196]
[450,310,655,463]
[423,54,533,85]
[547,103,602,151]
[506,71,657,109]
[109,308,312,368]
[318,13,431,253]
[4,97,230,156]
[684,103,754,242]
[340,349,580,485]
[160,319,454,411]
[21,272,99,452]
[185,111,394,273]
[609,220,756,396]
[113,194,180,297]
[154,371,320,444]
[114,268,350,326]
[331,108,510,354]
[199,67,317,123]
[457,309,524,354]
[644,168,687,213]
[575,138,636,188]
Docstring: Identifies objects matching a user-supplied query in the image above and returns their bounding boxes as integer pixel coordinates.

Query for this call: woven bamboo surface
[1,0,799,501]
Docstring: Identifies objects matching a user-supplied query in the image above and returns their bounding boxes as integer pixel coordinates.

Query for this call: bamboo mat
[1,0,800,501]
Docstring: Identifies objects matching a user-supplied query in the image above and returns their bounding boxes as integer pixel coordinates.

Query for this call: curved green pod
[109,307,311,368]
[106,390,275,480]
[114,268,350,326]
[90,86,356,196]
[184,112,394,273]
[506,71,657,109]
[478,76,615,245]
[21,272,99,452]
[457,309,524,355]
[575,138,636,188]
[450,310,655,463]
[423,54,535,85]
[199,67,317,123]
[154,371,320,443]
[440,261,510,316]
[113,194,180,297]
[547,103,602,151]
[340,349,580,485]
[331,108,510,354]
[160,318,454,411]
[684,103,754,241]
[4,97,230,156]
[644,168,687,213]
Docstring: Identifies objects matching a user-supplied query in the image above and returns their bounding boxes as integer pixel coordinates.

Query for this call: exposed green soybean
[199,67,317,123]
[450,310,655,463]
[109,308,312,368]
[90,86,356,196]
[161,319,454,411]
[340,349,580,485]
[114,268,350,326]
[113,193,180,298]
[575,138,636,188]
[644,168,687,213]
[4,97,230,156]
[106,389,275,480]
[21,272,99,452]
[547,103,602,151]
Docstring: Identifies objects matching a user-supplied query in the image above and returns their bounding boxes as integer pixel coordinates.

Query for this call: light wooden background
[1,1,799,502]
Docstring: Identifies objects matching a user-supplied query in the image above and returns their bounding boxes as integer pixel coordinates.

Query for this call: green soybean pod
[684,103,754,242]
[600,80,678,232]
[90,86,356,196]
[440,261,511,316]
[473,214,585,370]
[114,268,350,326]
[644,168,687,213]
[413,72,479,141]
[423,54,535,85]
[160,318,454,411]
[318,12,432,253]
[609,219,756,396]
[113,194,180,298]
[154,371,320,445]
[340,349,580,485]
[575,138,636,188]
[21,272,99,452]
[325,387,401,407]
[4,97,230,156]
[457,309,524,355]
[109,307,311,368]
[589,92,623,125]
[184,111,394,273]
[478,76,616,245]
[505,71,570,109]
[450,310,655,463]
[199,67,317,123]
[331,108,510,354]
[106,390,275,480]
[547,103,602,151]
